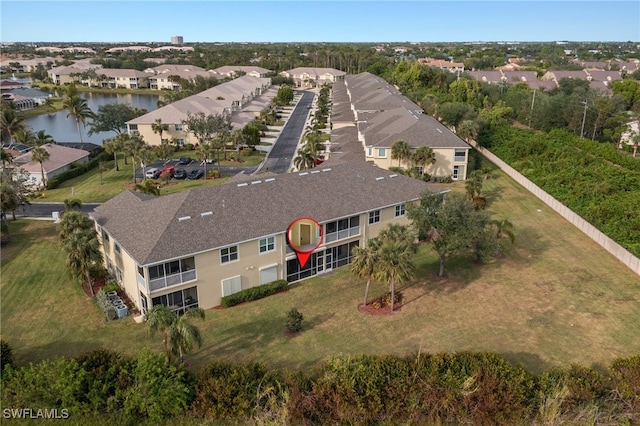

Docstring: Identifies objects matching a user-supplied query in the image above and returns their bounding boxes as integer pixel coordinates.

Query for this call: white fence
[469,140,640,276]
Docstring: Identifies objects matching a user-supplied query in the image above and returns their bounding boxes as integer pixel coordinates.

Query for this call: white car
[145,168,160,179]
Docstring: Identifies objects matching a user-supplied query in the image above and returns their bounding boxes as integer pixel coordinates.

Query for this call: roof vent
[299,172,309,176]
[321,168,332,172]
[376,176,384,181]
[237,183,248,187]
[389,174,398,178]
[311,170,320,174]
[265,178,276,182]
[178,216,192,222]
[201,211,213,217]
[436,128,443,133]
[251,180,262,185]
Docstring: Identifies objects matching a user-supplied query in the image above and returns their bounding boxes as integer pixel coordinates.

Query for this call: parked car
[178,156,192,165]
[174,168,187,180]
[145,168,161,179]
[161,165,175,176]
[187,169,204,180]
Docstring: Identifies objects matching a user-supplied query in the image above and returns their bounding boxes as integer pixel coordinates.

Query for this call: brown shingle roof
[13,143,89,173]
[92,162,445,265]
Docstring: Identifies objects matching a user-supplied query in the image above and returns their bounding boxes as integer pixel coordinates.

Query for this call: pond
[26,92,159,145]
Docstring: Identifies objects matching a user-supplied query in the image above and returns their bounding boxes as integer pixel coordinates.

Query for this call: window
[220,245,238,264]
[114,244,121,254]
[368,210,380,224]
[416,166,424,176]
[176,138,185,146]
[367,147,373,157]
[259,236,275,254]
[148,256,196,291]
[128,124,138,131]
[259,265,278,284]
[454,149,466,162]
[395,203,406,217]
[151,286,198,315]
[221,276,242,297]
[378,148,387,158]
[102,229,110,243]
[325,215,360,243]
[175,124,183,131]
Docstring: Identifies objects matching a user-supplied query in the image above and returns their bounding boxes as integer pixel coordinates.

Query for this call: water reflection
[26,92,159,145]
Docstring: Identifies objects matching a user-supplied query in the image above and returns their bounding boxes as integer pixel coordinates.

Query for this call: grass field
[2,170,639,375]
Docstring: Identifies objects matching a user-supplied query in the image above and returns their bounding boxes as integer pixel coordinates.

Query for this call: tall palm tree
[412,146,436,174]
[350,238,380,306]
[0,148,13,166]
[146,305,206,365]
[492,218,515,256]
[391,140,411,168]
[151,118,169,145]
[30,145,50,188]
[61,226,103,297]
[63,198,83,213]
[103,137,122,171]
[63,93,97,149]
[293,146,316,171]
[1,103,26,145]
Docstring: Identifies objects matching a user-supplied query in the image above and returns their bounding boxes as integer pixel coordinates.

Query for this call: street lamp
[580,100,588,139]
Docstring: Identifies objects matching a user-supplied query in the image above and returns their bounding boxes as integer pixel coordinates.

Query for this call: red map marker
[286,217,324,267]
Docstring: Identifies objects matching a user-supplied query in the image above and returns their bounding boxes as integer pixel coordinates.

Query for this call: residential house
[126,75,273,146]
[91,161,446,314]
[212,66,272,79]
[144,64,216,90]
[12,143,89,187]
[48,64,102,85]
[279,67,346,88]
[418,58,465,73]
[90,69,150,89]
[343,73,471,180]
[2,87,51,111]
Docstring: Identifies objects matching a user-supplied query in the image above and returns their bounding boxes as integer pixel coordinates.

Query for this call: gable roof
[92,161,445,265]
[346,72,422,113]
[359,107,469,150]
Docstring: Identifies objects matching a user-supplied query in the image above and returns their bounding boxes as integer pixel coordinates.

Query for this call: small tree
[286,308,304,333]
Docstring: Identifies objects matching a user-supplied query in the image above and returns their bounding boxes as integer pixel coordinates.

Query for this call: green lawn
[38,151,270,203]
[2,170,639,375]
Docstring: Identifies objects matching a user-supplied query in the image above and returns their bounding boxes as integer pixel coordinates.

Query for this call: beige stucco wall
[365,146,469,180]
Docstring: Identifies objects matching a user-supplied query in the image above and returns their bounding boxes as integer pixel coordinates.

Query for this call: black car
[174,168,187,180]
[178,156,192,165]
[187,169,204,180]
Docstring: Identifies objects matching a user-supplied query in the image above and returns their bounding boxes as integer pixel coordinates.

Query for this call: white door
[325,250,333,271]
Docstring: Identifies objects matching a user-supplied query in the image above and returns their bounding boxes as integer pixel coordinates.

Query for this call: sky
[1,1,639,44]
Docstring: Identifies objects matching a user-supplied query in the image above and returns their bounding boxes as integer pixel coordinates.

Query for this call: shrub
[96,289,117,321]
[184,143,195,151]
[241,147,253,156]
[220,280,288,307]
[430,175,454,183]
[208,170,219,179]
[191,360,285,421]
[1,339,13,374]
[285,308,303,333]
[609,355,640,411]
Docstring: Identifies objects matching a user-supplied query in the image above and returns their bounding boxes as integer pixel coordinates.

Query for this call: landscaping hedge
[46,150,110,189]
[219,279,288,307]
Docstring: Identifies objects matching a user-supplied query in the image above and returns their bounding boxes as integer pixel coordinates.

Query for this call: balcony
[149,269,196,292]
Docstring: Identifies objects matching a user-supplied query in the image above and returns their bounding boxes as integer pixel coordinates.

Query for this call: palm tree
[0,148,13,166]
[412,146,436,175]
[350,238,380,306]
[391,140,411,168]
[146,305,206,364]
[168,307,206,364]
[63,198,83,213]
[457,119,480,142]
[61,226,103,297]
[293,146,316,171]
[374,241,415,313]
[12,127,36,146]
[103,137,122,171]
[30,145,50,188]
[145,305,176,357]
[151,118,169,145]
[134,179,160,196]
[34,130,55,146]
[63,92,97,149]
[492,219,515,256]
[1,103,26,145]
